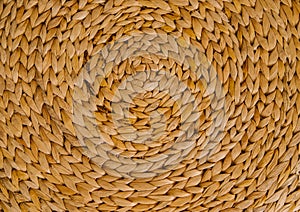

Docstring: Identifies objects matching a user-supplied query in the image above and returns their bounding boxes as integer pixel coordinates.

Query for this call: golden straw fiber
[0,0,300,211]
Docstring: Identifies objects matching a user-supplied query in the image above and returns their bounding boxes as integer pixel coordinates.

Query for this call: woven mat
[1,0,300,211]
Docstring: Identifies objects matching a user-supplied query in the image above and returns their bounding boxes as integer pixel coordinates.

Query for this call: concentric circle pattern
[0,0,300,211]
[72,33,226,179]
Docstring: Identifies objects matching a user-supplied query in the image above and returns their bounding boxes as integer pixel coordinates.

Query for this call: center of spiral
[72,32,226,178]
[95,68,183,158]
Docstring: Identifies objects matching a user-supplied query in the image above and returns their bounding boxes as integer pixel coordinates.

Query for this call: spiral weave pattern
[0,0,300,211]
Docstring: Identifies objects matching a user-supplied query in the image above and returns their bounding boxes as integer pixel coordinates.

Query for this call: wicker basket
[0,0,300,211]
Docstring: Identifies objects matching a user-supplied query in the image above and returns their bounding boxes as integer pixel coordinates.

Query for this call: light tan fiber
[0,0,300,211]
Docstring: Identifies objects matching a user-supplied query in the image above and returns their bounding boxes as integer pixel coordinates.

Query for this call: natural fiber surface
[1,0,300,211]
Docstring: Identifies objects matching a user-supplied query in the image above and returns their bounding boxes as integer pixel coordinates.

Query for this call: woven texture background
[0,0,300,211]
